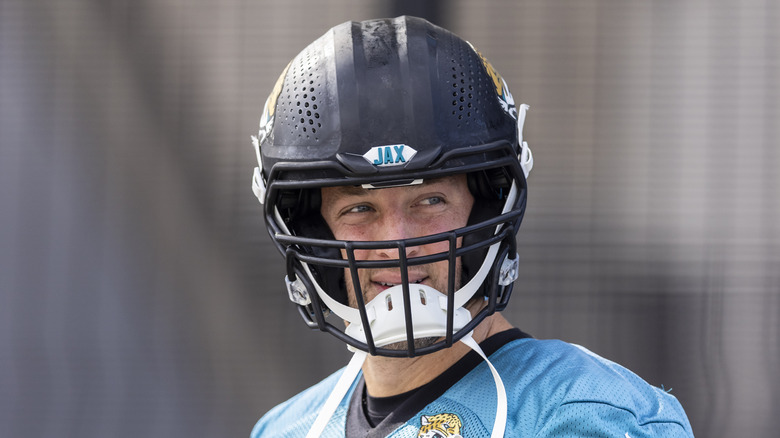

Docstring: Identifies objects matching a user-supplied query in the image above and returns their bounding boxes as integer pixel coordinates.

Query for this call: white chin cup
[344,284,473,348]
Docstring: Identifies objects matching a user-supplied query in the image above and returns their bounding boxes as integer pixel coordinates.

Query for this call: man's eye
[346,204,372,214]
[421,196,444,206]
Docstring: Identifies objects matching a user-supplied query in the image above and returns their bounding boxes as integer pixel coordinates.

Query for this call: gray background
[1,0,778,436]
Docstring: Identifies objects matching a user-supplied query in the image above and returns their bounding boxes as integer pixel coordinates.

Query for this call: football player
[250,16,693,438]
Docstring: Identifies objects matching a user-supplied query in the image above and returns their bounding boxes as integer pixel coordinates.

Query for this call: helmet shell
[258,16,519,184]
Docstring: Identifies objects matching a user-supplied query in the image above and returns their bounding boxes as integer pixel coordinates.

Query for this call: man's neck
[361,312,514,397]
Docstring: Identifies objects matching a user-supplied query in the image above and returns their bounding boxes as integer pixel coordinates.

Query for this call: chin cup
[344,284,473,349]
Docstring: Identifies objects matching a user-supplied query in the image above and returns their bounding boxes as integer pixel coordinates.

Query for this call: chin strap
[305,349,368,438]
[461,334,507,438]
[305,333,507,438]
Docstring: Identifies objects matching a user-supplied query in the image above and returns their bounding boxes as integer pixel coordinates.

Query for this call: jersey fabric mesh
[251,337,693,437]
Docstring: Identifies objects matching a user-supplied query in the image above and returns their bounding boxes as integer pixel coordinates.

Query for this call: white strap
[461,335,507,438]
[305,350,368,438]
[517,103,533,179]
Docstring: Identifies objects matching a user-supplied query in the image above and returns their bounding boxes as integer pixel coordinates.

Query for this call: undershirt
[345,328,531,438]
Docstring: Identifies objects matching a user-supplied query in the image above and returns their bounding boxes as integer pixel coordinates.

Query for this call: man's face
[320,175,475,309]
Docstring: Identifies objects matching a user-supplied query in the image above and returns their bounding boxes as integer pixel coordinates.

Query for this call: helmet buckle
[285,275,311,306]
[498,253,519,286]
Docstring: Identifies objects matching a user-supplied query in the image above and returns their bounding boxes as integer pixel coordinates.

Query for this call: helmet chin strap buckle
[285,275,311,306]
[498,253,519,286]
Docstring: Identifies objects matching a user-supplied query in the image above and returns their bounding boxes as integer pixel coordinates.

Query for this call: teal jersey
[252,334,693,437]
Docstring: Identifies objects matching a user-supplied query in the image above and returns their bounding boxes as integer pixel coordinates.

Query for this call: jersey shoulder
[492,338,694,437]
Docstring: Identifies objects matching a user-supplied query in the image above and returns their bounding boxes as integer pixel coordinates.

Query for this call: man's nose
[373,214,422,259]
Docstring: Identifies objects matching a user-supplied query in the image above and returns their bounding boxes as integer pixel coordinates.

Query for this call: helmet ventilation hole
[277,49,324,141]
[447,42,489,128]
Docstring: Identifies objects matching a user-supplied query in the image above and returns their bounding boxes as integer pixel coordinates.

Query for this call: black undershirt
[364,386,421,427]
[345,328,531,438]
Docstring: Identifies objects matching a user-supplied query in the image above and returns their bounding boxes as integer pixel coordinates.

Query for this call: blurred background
[1,0,778,436]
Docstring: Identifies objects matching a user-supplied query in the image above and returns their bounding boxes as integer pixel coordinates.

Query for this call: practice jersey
[252,331,693,437]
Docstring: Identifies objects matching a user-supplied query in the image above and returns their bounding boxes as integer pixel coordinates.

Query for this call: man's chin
[380,336,440,352]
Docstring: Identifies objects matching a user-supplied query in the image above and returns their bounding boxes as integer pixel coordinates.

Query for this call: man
[250,16,693,438]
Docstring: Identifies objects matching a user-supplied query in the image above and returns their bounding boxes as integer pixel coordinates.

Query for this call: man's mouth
[375,278,425,287]
[372,276,428,292]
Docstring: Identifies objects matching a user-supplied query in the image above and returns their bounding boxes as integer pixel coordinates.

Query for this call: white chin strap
[305,348,367,438]
[517,103,533,179]
[305,285,507,438]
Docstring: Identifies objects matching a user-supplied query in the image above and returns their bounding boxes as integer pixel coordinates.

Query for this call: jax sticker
[362,144,417,167]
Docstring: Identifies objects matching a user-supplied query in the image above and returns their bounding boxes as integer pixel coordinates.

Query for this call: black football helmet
[252,16,533,357]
